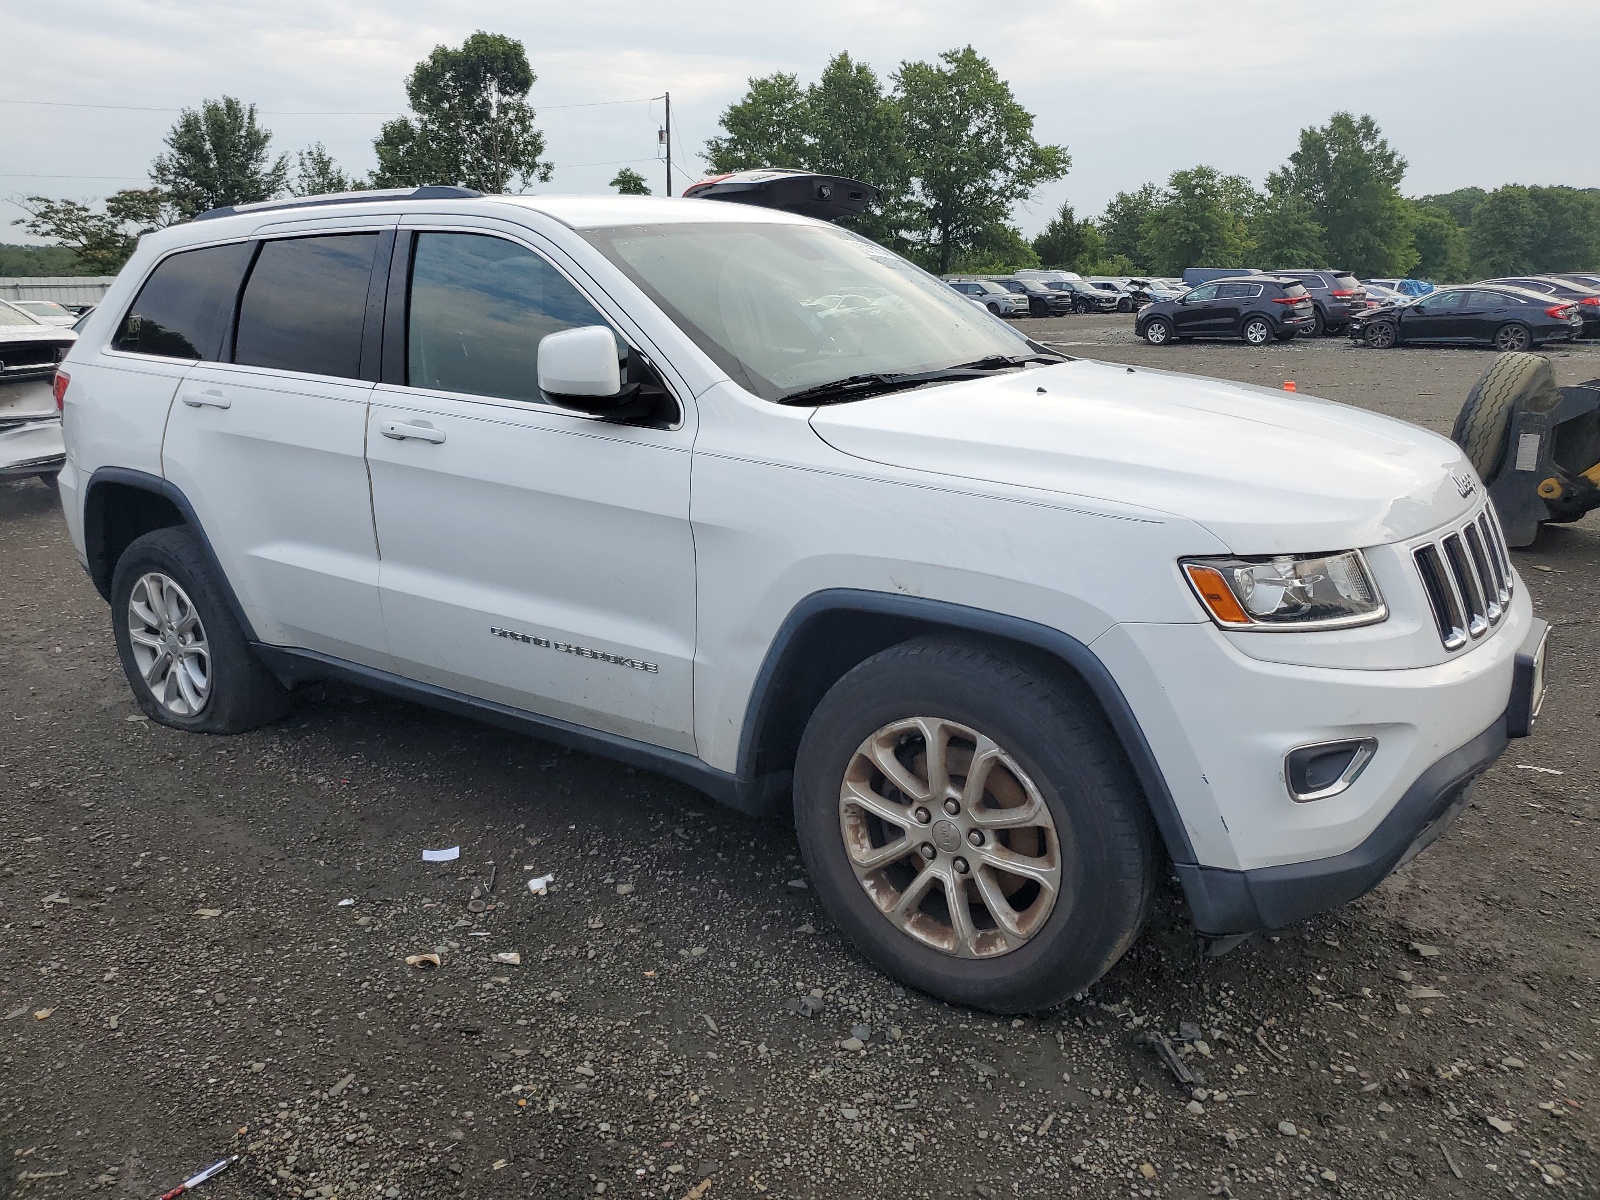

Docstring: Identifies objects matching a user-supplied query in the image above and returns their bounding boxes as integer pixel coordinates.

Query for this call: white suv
[56,187,1547,1012]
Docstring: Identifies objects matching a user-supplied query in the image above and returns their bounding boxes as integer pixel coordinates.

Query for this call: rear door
[162,225,393,666]
[1211,282,1251,332]
[365,224,697,752]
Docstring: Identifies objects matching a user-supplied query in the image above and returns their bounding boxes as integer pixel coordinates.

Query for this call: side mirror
[538,326,622,409]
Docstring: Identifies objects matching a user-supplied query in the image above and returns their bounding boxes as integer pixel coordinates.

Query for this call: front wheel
[1493,322,1533,353]
[987,302,1004,316]
[110,527,290,734]
[793,638,1154,1013]
[1117,297,1133,313]
[1364,321,1398,349]
[1242,316,1273,346]
[1142,317,1173,345]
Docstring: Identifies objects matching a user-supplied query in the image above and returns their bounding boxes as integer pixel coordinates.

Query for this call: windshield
[0,302,44,327]
[579,221,1030,401]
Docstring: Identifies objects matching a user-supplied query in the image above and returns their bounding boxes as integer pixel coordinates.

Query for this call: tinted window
[1216,282,1257,298]
[1468,290,1516,308]
[1421,291,1466,311]
[1333,274,1361,291]
[1185,285,1219,302]
[233,234,377,379]
[114,241,254,360]
[1297,274,1329,289]
[407,232,610,404]
[1281,283,1310,298]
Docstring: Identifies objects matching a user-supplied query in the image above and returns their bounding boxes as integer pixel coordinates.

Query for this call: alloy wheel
[837,717,1062,959]
[1145,320,1170,344]
[1494,323,1531,353]
[1366,322,1397,349]
[1244,319,1271,345]
[127,571,212,717]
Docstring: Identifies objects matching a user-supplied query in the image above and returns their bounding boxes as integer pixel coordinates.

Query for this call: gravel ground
[2,320,1596,1200]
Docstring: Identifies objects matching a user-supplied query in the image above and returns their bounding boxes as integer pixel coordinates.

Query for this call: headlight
[1181,550,1386,631]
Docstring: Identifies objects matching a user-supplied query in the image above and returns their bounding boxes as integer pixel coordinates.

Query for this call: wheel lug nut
[914,807,931,825]
[942,799,960,816]
[919,843,936,860]
[967,829,984,846]
[953,857,970,875]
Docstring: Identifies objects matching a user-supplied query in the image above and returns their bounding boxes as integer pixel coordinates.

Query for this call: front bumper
[1175,617,1548,934]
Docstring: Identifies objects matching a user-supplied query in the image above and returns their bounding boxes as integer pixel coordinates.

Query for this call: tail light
[1580,296,1600,306]
[1270,296,1306,305]
[53,370,70,412]
[1331,289,1362,298]
[1546,305,1576,319]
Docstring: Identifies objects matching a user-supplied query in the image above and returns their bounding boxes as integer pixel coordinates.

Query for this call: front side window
[233,234,378,379]
[407,232,610,404]
[114,241,254,360]
[580,221,1030,401]
[1185,285,1219,303]
[1419,291,1466,312]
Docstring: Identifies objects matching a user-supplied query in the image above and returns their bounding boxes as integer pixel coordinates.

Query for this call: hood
[808,359,1477,553]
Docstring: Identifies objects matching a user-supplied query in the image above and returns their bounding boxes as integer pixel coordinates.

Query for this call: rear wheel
[1493,322,1533,353]
[1142,317,1173,345]
[1364,321,1398,349]
[1242,316,1273,346]
[793,638,1154,1013]
[1451,352,1557,479]
[110,527,290,734]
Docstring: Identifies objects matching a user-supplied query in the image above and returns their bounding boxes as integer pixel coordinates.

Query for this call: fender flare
[735,588,1198,866]
[83,466,261,642]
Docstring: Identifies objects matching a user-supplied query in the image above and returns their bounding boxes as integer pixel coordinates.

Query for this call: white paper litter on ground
[1515,765,1563,775]
[527,873,555,895]
[422,846,461,863]
[337,898,355,906]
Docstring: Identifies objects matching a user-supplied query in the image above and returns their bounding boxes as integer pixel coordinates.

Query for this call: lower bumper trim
[1177,712,1509,935]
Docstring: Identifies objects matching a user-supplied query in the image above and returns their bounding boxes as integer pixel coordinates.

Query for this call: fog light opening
[1285,738,1378,803]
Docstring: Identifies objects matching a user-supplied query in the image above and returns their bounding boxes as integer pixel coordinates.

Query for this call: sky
[4,0,1598,243]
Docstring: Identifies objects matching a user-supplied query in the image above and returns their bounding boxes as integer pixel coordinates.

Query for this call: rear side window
[113,241,254,360]
[1471,290,1518,307]
[1216,282,1261,298]
[406,232,611,404]
[234,234,378,379]
[1281,283,1310,298]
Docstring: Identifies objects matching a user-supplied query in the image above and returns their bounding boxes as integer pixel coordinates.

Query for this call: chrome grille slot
[1414,505,1514,651]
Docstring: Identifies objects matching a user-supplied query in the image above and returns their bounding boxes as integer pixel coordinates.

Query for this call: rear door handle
[181,390,231,409]
[379,420,446,444]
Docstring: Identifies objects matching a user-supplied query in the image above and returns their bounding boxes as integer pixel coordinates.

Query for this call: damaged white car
[0,301,73,486]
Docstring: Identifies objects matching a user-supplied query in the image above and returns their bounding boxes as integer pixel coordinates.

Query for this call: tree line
[11,36,1600,284]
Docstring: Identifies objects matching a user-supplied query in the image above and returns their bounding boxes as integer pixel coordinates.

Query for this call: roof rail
[191,185,483,223]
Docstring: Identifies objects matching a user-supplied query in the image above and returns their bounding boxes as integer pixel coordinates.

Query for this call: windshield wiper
[777,353,1069,406]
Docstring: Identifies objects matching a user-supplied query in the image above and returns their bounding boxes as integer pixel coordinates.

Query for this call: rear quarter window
[1333,275,1361,291]
[1282,283,1310,298]
[113,241,255,360]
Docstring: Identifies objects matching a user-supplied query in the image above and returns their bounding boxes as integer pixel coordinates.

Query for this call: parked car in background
[1479,276,1600,338]
[1348,284,1582,351]
[1137,276,1314,345]
[1085,280,1138,313]
[1360,283,1409,310]
[0,301,74,486]
[994,277,1075,316]
[1130,278,1184,302]
[1271,270,1367,336]
[1362,278,1435,299]
[946,279,1028,317]
[1046,279,1122,313]
[5,299,79,327]
[1553,272,1600,293]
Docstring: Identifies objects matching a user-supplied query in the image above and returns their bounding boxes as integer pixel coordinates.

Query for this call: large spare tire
[1451,353,1559,481]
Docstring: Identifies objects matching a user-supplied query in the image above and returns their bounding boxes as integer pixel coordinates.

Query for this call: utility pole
[663,92,673,197]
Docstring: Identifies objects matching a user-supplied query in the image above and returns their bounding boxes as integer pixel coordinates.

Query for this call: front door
[365,228,697,752]
[161,228,393,668]
[1403,291,1464,342]
[1173,284,1220,335]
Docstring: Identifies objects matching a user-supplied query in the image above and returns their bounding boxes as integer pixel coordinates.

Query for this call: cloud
[3,0,1596,240]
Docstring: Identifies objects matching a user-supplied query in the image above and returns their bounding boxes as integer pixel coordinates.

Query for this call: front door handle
[379,420,446,444]
[181,390,231,409]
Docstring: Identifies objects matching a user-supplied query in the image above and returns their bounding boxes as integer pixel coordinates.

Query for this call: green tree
[1274,112,1415,276]
[14,189,177,274]
[1408,204,1470,281]
[1468,185,1536,277]
[292,143,359,196]
[372,31,552,193]
[703,73,810,172]
[150,97,289,218]
[1031,201,1092,269]
[806,53,911,246]
[1251,181,1325,269]
[0,243,87,276]
[1098,184,1160,269]
[948,223,1040,274]
[894,46,1069,274]
[1525,186,1600,271]
[1417,187,1487,227]
[1137,166,1254,275]
[609,167,652,195]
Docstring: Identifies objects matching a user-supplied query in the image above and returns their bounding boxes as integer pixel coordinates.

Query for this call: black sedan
[995,277,1075,316]
[1349,285,1582,351]
[1481,276,1600,338]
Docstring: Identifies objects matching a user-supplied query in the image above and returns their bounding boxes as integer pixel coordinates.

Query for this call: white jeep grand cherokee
[56,187,1547,1012]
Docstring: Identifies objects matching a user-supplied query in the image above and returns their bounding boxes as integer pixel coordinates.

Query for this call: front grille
[1414,506,1513,650]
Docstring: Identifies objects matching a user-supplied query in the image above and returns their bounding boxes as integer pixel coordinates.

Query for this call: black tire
[987,302,1004,316]
[1364,321,1398,349]
[1142,317,1173,346]
[110,526,290,734]
[1451,352,1558,480]
[1241,316,1273,346]
[1302,308,1327,338]
[1072,299,1088,315]
[1117,297,1133,313]
[793,637,1155,1014]
[1493,322,1533,353]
